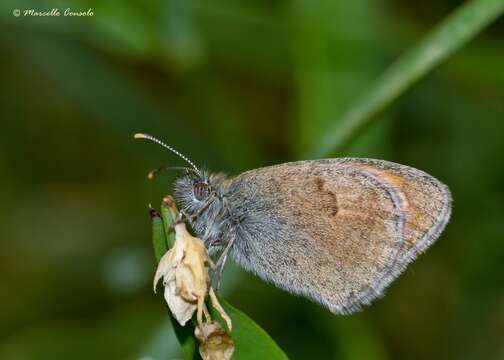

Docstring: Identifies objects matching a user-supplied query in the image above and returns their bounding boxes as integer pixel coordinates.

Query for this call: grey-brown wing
[226,158,451,314]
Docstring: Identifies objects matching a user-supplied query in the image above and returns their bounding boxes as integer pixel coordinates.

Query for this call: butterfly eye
[193,181,209,201]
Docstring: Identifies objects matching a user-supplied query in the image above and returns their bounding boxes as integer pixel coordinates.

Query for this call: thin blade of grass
[307,0,504,158]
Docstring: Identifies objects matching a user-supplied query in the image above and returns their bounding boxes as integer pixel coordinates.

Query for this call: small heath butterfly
[136,133,452,314]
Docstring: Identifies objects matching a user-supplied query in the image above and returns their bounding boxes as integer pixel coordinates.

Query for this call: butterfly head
[134,133,229,242]
[174,169,213,212]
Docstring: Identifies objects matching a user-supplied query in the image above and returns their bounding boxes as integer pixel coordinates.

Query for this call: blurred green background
[1,0,503,359]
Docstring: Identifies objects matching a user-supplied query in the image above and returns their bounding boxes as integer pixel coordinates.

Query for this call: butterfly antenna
[134,133,199,172]
[147,166,197,180]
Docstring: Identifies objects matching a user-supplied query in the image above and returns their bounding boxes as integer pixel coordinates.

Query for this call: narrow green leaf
[210,297,289,360]
[150,207,168,262]
[307,0,504,158]
[160,200,176,248]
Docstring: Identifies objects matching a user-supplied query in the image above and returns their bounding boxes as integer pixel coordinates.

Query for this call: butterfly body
[173,158,451,314]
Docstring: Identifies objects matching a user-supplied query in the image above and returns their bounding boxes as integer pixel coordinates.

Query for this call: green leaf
[307,0,504,158]
[171,318,199,360]
[210,297,289,360]
[150,207,168,262]
[160,200,176,249]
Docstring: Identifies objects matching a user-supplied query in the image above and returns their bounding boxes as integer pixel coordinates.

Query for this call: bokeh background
[1,1,503,359]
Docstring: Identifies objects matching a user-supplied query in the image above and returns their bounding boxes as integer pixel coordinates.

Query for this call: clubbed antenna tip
[134,132,199,172]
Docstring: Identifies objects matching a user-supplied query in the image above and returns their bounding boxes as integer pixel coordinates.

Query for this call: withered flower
[195,320,235,360]
[153,220,210,325]
[153,196,234,359]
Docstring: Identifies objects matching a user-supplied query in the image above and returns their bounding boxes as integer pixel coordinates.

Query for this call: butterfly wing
[225,158,451,314]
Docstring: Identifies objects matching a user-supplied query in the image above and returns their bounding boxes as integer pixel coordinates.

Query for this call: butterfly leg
[213,231,236,290]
